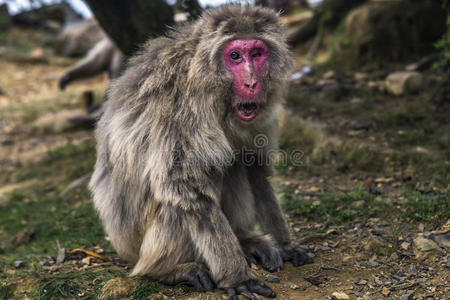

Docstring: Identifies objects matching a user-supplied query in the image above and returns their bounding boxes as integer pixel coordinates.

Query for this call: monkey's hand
[281,243,313,267]
[59,74,70,90]
[226,279,276,300]
[184,265,216,292]
[243,237,283,272]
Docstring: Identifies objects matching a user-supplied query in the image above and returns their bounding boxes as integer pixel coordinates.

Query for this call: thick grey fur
[89,5,312,293]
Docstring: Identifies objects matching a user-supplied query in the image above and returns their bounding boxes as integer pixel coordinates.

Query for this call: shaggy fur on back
[89,5,301,291]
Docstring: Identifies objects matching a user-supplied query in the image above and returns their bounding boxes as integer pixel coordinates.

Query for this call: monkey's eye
[251,53,262,58]
[230,52,241,61]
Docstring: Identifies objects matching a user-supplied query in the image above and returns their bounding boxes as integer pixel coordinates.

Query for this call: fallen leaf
[68,248,111,261]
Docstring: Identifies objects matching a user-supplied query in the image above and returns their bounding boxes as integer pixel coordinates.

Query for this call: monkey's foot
[183,266,216,292]
[227,279,276,300]
[281,244,313,267]
[242,237,283,272]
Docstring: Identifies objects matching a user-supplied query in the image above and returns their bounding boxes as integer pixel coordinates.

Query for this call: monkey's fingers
[245,253,257,266]
[246,279,276,298]
[227,288,239,300]
[236,284,256,299]
[187,268,216,292]
[58,75,70,90]
[252,248,283,273]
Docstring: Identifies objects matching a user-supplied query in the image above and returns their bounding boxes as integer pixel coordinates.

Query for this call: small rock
[385,71,424,95]
[40,259,51,267]
[282,282,300,290]
[414,236,444,252]
[354,279,367,285]
[81,257,91,266]
[266,274,280,283]
[305,274,328,285]
[418,223,425,232]
[432,232,450,248]
[379,220,390,227]
[410,265,417,275]
[56,247,66,264]
[366,260,380,267]
[322,70,336,80]
[13,260,24,268]
[320,246,331,251]
[350,120,370,131]
[331,291,350,300]
[400,242,411,250]
[349,97,362,104]
[389,252,399,261]
[398,291,414,300]
[381,287,390,296]
[370,229,384,236]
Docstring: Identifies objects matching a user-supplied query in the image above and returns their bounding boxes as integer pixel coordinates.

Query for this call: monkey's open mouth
[234,101,259,121]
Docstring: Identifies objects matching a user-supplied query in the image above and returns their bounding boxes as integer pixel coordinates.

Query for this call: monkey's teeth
[234,102,259,121]
[238,102,257,115]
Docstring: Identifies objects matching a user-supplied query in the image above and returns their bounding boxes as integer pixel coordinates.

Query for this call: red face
[223,39,268,122]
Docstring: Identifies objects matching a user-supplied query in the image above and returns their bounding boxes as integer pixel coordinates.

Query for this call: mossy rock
[331,0,446,68]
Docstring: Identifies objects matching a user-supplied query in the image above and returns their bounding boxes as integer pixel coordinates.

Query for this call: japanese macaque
[58,37,123,90]
[55,18,104,58]
[89,5,312,299]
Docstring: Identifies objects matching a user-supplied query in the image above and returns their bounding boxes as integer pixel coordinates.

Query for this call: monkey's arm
[185,198,275,298]
[247,164,313,266]
[59,39,113,90]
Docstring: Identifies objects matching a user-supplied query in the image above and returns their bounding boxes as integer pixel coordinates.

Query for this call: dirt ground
[0,27,448,300]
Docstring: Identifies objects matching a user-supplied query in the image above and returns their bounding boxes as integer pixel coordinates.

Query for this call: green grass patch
[0,140,141,299]
[0,27,56,57]
[14,140,95,183]
[130,278,160,300]
[402,189,450,224]
[281,186,391,224]
[0,95,80,124]
[0,140,101,258]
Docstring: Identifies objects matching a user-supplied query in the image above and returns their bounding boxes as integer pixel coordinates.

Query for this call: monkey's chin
[234,101,260,122]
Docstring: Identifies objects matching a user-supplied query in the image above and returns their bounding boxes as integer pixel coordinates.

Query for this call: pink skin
[223,40,268,121]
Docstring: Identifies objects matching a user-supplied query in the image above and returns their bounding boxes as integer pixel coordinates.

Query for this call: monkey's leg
[132,200,274,298]
[221,163,283,272]
[129,207,215,291]
[247,164,313,267]
[59,39,112,90]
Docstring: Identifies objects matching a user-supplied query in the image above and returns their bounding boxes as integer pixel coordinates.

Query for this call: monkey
[89,5,313,299]
[55,18,105,58]
[58,37,123,90]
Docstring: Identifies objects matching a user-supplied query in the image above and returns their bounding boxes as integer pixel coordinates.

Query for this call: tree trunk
[84,0,174,57]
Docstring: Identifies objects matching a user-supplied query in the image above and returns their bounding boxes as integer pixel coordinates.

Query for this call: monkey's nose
[244,81,257,90]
